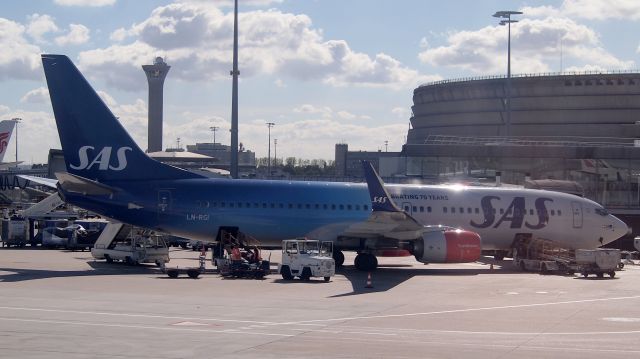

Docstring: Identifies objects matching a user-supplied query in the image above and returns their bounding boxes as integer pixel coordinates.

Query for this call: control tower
[142,57,170,153]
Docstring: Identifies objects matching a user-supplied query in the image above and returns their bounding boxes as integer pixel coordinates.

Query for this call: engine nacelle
[413,229,481,263]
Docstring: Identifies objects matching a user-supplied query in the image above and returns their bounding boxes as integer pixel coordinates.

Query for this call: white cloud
[337,111,356,120]
[293,104,332,117]
[20,87,49,104]
[391,107,410,120]
[109,27,128,42]
[0,105,9,114]
[180,0,284,7]
[419,17,634,75]
[77,41,158,90]
[55,24,90,46]
[525,0,640,21]
[83,2,433,91]
[96,90,117,107]
[26,14,59,43]
[0,18,43,81]
[54,0,116,7]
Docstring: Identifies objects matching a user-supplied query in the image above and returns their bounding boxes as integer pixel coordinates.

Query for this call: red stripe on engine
[444,230,482,263]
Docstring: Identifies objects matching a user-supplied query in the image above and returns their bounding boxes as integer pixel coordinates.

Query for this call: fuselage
[61,178,629,250]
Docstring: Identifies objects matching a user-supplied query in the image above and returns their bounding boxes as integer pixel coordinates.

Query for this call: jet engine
[413,229,481,263]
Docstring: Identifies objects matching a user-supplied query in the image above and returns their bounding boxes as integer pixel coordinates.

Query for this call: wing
[17,175,59,189]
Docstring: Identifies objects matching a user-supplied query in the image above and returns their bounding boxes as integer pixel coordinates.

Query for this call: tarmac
[1,247,640,358]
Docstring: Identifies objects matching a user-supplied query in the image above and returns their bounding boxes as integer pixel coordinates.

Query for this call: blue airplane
[38,54,629,271]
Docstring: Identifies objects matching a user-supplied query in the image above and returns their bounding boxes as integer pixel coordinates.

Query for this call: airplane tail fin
[0,120,16,162]
[41,54,202,182]
[362,160,402,212]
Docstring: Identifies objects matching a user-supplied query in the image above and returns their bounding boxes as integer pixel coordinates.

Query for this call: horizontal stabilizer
[55,172,117,196]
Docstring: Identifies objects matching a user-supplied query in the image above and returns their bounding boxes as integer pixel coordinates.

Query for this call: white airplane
[30,54,630,271]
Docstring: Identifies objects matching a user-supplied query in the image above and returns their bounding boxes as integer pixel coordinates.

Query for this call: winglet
[362,160,402,212]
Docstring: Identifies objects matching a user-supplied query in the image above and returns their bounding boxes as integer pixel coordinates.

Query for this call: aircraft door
[571,201,583,228]
[157,190,172,220]
[401,202,413,215]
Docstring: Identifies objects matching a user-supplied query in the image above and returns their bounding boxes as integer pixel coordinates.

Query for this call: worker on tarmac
[230,245,241,261]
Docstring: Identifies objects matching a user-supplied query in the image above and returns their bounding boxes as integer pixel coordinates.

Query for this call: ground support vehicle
[279,238,335,282]
[0,216,27,248]
[65,219,109,251]
[574,249,620,278]
[216,257,270,279]
[91,223,169,266]
[163,252,207,279]
[512,235,620,278]
[512,236,575,274]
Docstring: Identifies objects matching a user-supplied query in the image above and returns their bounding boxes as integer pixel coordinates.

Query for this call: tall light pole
[493,10,522,140]
[11,117,21,164]
[230,0,240,178]
[266,122,275,177]
[273,138,278,167]
[209,126,219,145]
[384,140,388,152]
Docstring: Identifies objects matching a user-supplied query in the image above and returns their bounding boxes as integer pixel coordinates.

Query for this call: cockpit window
[595,208,608,216]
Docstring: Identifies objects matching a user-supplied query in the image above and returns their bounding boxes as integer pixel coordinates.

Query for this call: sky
[1,0,640,164]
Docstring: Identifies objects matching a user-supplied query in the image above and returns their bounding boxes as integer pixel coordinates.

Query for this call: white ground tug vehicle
[279,238,335,282]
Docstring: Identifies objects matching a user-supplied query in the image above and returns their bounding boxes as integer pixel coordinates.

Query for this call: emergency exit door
[571,201,583,228]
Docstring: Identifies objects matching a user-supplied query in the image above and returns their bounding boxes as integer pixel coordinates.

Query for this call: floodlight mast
[493,10,522,140]
[230,0,239,178]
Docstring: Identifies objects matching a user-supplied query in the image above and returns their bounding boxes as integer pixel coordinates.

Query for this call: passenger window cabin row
[196,200,370,211]
[197,200,562,217]
[402,205,562,217]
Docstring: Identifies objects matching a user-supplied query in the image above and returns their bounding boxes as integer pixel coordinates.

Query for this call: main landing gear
[333,248,345,267]
[354,252,378,271]
[331,249,378,271]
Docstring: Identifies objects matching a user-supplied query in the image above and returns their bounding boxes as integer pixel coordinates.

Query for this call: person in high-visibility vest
[231,246,241,261]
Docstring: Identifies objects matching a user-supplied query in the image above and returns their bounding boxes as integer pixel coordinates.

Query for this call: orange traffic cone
[365,272,373,288]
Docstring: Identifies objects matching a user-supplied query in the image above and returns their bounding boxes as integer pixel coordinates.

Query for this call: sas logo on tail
[70,146,132,171]
[373,196,388,204]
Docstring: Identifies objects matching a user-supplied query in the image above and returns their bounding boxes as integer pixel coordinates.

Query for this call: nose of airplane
[604,215,630,245]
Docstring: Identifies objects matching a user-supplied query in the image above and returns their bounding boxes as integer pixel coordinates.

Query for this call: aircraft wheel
[609,271,616,278]
[354,253,377,271]
[597,272,604,278]
[367,254,378,271]
[324,276,330,282]
[333,249,345,267]
[104,254,113,263]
